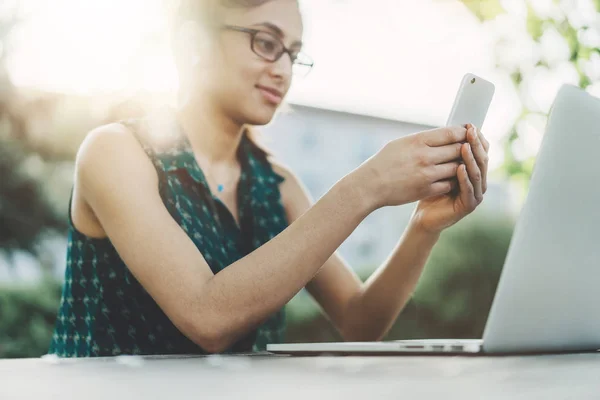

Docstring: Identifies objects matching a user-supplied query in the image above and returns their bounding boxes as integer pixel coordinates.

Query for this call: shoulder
[268,157,305,194]
[268,157,314,221]
[77,121,138,158]
[75,121,158,193]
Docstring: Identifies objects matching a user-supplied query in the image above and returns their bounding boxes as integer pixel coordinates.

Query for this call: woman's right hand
[353,126,468,210]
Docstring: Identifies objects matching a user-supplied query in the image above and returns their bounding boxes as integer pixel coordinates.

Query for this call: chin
[243,107,278,126]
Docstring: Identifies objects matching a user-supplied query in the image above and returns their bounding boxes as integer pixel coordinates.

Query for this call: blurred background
[1,0,598,358]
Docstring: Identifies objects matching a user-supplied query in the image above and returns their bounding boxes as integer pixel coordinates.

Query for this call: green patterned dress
[48,111,289,357]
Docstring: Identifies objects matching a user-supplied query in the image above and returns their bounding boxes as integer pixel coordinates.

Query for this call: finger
[445,178,459,196]
[477,130,490,153]
[457,164,477,213]
[430,162,460,181]
[467,126,489,194]
[428,143,463,164]
[428,179,456,197]
[448,178,458,192]
[462,143,484,203]
[421,126,467,147]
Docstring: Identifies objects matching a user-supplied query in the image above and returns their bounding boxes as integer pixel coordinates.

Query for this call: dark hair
[168,0,295,154]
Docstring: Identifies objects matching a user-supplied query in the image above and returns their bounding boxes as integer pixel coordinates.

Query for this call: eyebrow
[252,22,303,47]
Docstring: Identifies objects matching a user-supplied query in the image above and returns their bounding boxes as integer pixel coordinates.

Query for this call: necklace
[202,164,241,194]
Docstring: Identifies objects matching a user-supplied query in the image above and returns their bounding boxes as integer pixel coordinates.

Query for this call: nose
[269,51,293,82]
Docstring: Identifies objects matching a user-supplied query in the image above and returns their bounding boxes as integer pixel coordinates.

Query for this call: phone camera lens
[471,78,476,84]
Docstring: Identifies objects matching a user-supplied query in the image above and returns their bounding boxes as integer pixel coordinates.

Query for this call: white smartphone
[446,73,495,130]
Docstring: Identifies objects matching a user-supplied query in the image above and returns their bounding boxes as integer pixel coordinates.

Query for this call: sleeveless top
[48,111,290,357]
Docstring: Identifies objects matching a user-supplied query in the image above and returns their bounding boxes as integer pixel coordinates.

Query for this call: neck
[176,95,245,168]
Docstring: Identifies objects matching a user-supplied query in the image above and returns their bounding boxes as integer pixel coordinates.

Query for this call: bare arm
[78,124,466,353]
[274,161,440,341]
[77,124,373,353]
[339,125,490,341]
[276,125,489,342]
[334,222,440,341]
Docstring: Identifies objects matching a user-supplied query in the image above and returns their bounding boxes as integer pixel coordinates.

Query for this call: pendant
[217,184,224,193]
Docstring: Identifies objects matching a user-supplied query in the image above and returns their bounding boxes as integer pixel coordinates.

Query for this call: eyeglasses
[222,25,314,77]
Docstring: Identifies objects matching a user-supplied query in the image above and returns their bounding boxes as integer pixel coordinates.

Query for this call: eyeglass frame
[222,24,314,71]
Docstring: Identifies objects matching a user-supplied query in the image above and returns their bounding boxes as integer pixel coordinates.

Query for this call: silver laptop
[268,84,600,355]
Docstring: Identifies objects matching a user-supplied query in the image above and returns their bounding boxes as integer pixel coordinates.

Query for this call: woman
[49,0,490,356]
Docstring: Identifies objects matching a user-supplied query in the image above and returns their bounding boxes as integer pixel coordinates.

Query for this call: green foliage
[0,279,62,358]
[461,0,600,182]
[525,4,544,40]
[0,139,67,254]
[286,214,515,342]
[407,214,514,338]
[457,0,505,21]
[0,4,67,256]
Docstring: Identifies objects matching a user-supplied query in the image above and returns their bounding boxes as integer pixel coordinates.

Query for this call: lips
[256,85,283,105]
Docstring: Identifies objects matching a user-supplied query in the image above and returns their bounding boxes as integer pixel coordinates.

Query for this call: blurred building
[261,104,513,270]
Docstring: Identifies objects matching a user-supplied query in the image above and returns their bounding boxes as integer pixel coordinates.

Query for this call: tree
[458,0,600,186]
[0,4,66,260]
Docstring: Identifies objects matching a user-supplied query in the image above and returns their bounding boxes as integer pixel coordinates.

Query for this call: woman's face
[205,0,303,126]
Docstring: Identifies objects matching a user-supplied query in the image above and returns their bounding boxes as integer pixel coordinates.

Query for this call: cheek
[228,61,267,103]
[211,65,260,117]
[213,60,262,105]
[210,47,278,121]
[236,58,264,89]
[220,42,263,87]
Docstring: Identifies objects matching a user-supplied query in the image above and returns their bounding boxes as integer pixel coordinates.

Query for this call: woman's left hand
[411,124,490,234]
